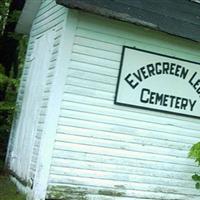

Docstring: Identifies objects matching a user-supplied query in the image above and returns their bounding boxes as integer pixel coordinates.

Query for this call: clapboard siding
[75,27,200,58]
[47,11,200,199]
[7,0,67,185]
[51,157,192,180]
[49,169,196,191]
[28,0,66,181]
[31,0,66,36]
[30,26,64,178]
[29,0,66,180]
[6,37,35,172]
[7,32,36,175]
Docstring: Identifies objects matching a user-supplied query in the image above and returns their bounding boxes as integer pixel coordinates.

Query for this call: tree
[0,0,26,163]
[0,0,11,35]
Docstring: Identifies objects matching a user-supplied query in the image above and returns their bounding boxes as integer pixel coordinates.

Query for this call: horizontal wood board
[48,11,200,200]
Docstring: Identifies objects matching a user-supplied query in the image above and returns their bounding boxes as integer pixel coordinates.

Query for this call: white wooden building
[6,0,200,199]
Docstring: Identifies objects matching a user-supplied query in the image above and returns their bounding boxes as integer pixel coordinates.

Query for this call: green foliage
[189,142,200,165]
[189,142,200,189]
[7,10,20,24]
[192,174,200,189]
[0,0,11,35]
[0,0,27,163]
[16,35,28,78]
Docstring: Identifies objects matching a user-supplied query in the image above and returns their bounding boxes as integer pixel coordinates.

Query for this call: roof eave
[15,0,41,34]
[56,0,200,43]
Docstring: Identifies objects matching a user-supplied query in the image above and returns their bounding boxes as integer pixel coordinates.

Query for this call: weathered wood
[56,0,200,42]
[48,10,200,200]
[8,1,200,200]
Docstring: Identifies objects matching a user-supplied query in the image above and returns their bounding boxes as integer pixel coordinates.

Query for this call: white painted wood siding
[47,11,200,200]
[6,0,66,184]
[28,0,66,182]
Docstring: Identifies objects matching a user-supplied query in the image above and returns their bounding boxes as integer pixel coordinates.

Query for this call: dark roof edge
[56,0,200,43]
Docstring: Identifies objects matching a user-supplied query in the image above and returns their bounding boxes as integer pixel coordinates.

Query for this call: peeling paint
[98,189,125,197]
[48,186,88,200]
[47,186,127,199]
[114,185,126,190]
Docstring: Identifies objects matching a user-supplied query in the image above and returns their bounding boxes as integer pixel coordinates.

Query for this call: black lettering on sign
[146,64,155,77]
[155,62,162,75]
[175,65,181,77]
[180,67,189,79]
[169,96,176,107]
[163,95,169,107]
[124,62,190,89]
[155,93,163,105]
[170,63,176,75]
[162,62,170,74]
[133,70,142,82]
[180,98,188,110]
[189,72,200,97]
[141,66,148,79]
[189,100,197,111]
[115,47,200,119]
[140,88,150,103]
[140,88,197,112]
[124,73,139,89]
[175,97,181,109]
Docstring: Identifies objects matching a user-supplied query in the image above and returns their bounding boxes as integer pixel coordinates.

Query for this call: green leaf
[195,182,200,189]
[0,101,15,111]
[189,142,200,165]
[7,10,21,23]
[0,73,8,83]
[192,174,200,181]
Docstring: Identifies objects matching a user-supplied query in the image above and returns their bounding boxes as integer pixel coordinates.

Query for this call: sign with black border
[115,46,200,119]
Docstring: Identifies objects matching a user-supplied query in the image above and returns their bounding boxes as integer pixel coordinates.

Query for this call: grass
[0,160,26,200]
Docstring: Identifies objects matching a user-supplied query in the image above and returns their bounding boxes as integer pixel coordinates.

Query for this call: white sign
[115,46,200,118]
